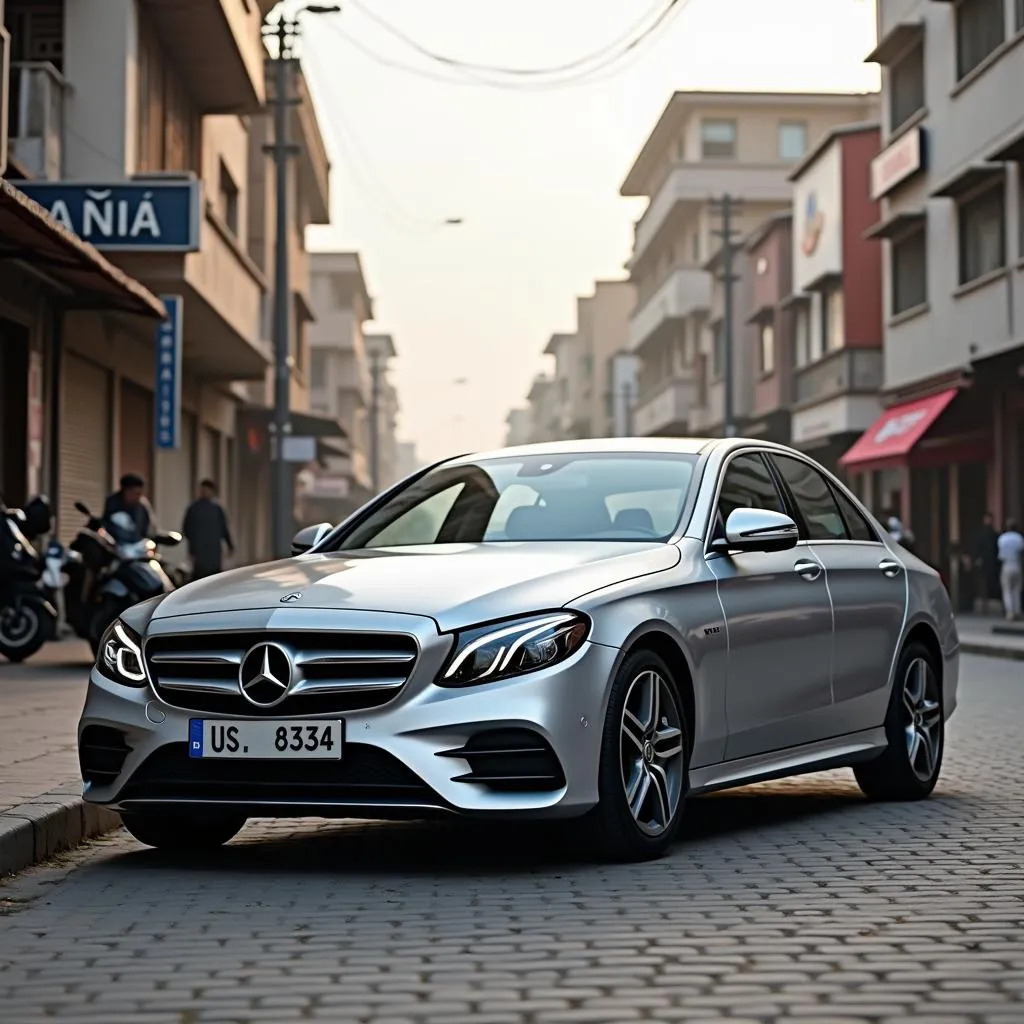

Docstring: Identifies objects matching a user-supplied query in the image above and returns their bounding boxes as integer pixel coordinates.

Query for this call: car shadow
[102,774,959,878]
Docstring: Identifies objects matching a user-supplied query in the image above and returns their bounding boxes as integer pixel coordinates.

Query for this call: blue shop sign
[18,179,201,252]
[155,296,183,451]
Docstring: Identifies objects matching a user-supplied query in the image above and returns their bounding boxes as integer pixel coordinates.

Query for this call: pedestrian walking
[973,511,1001,615]
[181,479,235,580]
[103,473,156,538]
[996,518,1024,621]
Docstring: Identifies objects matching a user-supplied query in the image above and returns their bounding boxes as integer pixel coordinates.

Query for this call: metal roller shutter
[59,354,111,542]
[118,380,154,489]
[155,410,195,550]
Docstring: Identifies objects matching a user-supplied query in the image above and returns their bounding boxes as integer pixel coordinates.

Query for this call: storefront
[839,382,992,609]
[0,179,164,531]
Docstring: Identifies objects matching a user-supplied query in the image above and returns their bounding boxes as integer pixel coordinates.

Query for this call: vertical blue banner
[155,295,183,450]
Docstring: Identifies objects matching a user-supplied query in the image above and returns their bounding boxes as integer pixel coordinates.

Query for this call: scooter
[0,495,66,662]
[64,502,183,655]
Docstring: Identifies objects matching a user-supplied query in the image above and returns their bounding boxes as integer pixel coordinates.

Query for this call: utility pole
[369,351,381,493]
[263,4,338,557]
[710,194,743,438]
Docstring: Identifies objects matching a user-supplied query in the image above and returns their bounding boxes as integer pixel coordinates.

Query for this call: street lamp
[263,2,339,558]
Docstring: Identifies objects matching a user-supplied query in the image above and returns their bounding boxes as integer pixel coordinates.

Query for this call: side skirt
[688,727,888,796]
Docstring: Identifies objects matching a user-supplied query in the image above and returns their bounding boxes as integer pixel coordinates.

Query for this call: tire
[121,810,247,852]
[853,640,944,801]
[0,600,49,663]
[582,648,690,862]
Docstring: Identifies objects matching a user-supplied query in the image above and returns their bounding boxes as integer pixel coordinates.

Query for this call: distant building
[394,440,421,480]
[505,408,533,447]
[364,333,400,491]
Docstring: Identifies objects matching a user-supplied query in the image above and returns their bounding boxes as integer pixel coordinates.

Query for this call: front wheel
[583,649,690,862]
[853,640,944,801]
[0,599,51,662]
[121,810,247,852]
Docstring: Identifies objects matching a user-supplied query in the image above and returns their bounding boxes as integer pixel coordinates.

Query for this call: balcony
[630,266,711,351]
[633,162,794,263]
[632,375,698,436]
[7,63,68,180]
[794,348,884,408]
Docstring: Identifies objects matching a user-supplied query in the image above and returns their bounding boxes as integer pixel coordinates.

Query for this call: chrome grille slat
[144,630,419,717]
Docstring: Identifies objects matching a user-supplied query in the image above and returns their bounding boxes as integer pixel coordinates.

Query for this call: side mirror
[714,508,799,554]
[291,522,332,556]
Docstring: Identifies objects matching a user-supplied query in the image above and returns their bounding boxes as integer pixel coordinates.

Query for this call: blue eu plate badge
[189,719,204,758]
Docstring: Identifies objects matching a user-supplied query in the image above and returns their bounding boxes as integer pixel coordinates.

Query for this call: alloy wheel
[902,656,942,783]
[619,669,685,837]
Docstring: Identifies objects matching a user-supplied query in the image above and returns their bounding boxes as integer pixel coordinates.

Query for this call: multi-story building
[365,332,400,492]
[504,408,533,447]
[543,331,590,439]
[621,90,878,438]
[2,2,169,516]
[786,122,884,478]
[840,0,1024,587]
[394,440,421,481]
[743,211,795,446]
[525,373,559,443]
[307,250,375,520]
[581,280,636,438]
[5,0,294,560]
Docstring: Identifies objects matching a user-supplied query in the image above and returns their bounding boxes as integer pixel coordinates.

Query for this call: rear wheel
[120,810,247,852]
[583,649,690,862]
[853,640,943,801]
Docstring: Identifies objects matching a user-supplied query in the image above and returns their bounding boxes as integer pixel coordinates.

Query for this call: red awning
[839,389,957,470]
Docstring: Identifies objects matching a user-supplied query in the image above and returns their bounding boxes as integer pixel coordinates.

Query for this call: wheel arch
[621,628,696,746]
[903,620,944,689]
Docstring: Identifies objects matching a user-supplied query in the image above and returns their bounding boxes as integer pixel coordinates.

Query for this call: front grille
[144,630,418,717]
[80,725,132,786]
[117,742,441,810]
[439,728,566,793]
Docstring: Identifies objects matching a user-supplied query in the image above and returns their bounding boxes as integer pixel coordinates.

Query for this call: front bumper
[78,608,619,821]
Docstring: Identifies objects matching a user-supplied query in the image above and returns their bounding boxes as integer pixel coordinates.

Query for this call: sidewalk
[0,640,118,876]
[954,613,1024,661]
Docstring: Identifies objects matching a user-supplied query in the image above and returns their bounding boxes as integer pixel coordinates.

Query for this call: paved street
[0,654,1021,1023]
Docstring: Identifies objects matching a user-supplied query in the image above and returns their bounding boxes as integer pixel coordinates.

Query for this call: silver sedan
[78,438,958,862]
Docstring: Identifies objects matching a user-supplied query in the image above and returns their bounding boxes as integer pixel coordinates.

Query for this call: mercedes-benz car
[78,438,958,861]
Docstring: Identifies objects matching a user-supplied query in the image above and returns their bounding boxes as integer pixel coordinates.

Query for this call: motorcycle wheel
[0,600,49,663]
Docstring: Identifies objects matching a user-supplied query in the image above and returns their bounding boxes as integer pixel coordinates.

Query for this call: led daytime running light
[442,613,575,680]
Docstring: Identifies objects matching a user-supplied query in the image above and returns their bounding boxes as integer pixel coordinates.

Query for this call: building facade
[584,280,636,437]
[364,332,400,492]
[788,122,884,477]
[841,0,1024,595]
[621,90,879,438]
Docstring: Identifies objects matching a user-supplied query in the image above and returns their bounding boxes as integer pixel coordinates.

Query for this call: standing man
[996,518,1024,622]
[182,479,235,580]
[103,473,155,538]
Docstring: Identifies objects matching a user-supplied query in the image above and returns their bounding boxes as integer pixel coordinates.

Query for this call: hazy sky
[302,0,880,464]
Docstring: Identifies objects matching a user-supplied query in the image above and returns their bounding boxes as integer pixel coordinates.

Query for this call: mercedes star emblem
[238,642,293,708]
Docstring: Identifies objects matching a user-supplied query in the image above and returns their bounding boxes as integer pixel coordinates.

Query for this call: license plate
[188,719,343,760]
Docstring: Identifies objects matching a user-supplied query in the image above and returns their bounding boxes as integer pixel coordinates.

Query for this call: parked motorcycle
[64,502,183,655]
[0,495,68,662]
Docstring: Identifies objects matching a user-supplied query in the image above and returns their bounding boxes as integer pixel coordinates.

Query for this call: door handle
[793,559,823,582]
[879,558,903,578]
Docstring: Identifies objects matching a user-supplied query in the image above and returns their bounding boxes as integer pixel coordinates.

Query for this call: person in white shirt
[996,519,1024,620]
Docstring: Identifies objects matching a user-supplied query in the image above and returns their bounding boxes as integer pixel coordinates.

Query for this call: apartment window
[759,323,776,375]
[701,120,736,160]
[778,122,808,161]
[822,288,845,352]
[890,44,925,132]
[959,184,1005,284]
[795,307,810,368]
[218,161,239,236]
[891,229,927,315]
[137,11,200,172]
[956,0,1005,81]
[310,350,328,389]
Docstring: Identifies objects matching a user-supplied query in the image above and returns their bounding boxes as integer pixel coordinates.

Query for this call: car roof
[442,436,793,465]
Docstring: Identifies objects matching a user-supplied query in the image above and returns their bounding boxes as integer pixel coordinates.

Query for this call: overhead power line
[346,0,680,78]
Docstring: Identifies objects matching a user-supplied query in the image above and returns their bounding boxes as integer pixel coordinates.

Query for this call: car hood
[151,542,681,632]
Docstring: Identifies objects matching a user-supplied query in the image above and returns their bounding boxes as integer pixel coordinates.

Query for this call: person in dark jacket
[103,473,155,539]
[181,479,235,579]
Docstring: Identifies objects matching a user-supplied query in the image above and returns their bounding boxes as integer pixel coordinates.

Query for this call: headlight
[439,612,589,688]
[98,619,147,687]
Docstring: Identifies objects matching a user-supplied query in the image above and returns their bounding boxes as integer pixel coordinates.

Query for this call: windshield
[330,452,698,549]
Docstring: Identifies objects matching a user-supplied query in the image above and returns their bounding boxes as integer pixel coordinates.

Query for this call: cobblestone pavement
[1,653,1023,1024]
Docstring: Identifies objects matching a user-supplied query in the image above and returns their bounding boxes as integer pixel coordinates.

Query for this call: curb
[959,640,1024,662]
[0,783,120,878]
